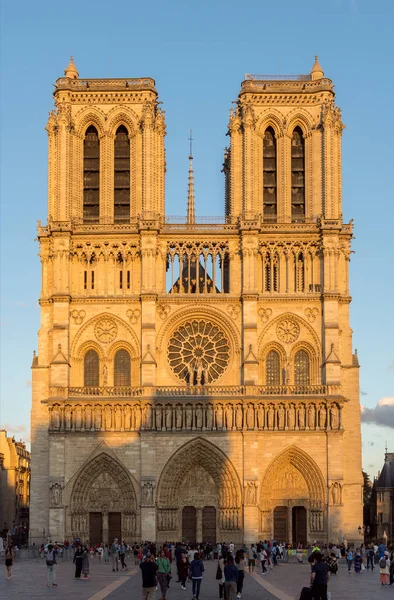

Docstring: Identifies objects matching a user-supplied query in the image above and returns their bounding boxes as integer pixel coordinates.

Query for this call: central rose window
[168,319,230,384]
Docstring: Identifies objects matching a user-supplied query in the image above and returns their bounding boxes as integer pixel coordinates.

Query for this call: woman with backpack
[379,551,390,586]
[4,545,14,580]
[46,544,58,587]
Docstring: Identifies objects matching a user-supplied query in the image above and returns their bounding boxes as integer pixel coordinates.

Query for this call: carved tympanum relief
[168,319,230,384]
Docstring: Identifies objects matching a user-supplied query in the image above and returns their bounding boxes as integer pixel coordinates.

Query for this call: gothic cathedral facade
[30,57,363,546]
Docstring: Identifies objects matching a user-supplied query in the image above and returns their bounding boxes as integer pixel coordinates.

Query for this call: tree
[363,470,372,505]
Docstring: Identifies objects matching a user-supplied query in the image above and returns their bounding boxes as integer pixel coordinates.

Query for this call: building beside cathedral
[30,56,363,546]
[368,452,394,544]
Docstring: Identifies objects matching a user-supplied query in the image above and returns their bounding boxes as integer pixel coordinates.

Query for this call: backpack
[379,557,387,569]
[46,549,55,566]
[299,587,313,600]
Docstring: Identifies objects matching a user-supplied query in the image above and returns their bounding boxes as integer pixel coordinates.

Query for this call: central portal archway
[260,446,326,544]
[156,438,242,543]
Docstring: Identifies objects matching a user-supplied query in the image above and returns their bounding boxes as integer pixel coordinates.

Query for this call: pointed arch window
[294,350,310,385]
[114,125,130,223]
[266,350,280,386]
[83,126,100,223]
[291,127,305,222]
[84,349,99,387]
[263,127,277,221]
[114,349,131,387]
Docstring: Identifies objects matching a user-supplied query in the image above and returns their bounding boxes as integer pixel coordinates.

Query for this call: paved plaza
[0,556,392,600]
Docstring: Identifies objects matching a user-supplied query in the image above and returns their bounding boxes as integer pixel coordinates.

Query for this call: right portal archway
[260,446,326,544]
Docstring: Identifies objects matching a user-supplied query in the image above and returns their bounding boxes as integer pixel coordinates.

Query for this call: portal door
[273,506,288,541]
[202,506,216,543]
[292,506,307,545]
[108,512,121,543]
[182,506,196,543]
[89,512,102,545]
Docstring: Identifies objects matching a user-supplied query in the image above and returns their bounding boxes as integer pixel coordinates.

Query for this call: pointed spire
[311,55,324,80]
[64,56,79,79]
[187,130,195,225]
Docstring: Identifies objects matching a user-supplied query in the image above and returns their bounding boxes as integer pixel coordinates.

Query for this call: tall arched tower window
[266,350,280,385]
[84,349,99,387]
[83,126,100,223]
[294,350,310,385]
[114,125,130,223]
[114,349,131,386]
[263,127,277,221]
[291,127,305,222]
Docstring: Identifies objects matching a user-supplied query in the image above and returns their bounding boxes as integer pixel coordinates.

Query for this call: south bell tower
[30,58,362,547]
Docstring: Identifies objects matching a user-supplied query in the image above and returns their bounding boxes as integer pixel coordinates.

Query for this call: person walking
[189,551,204,600]
[4,545,14,580]
[310,552,329,600]
[224,554,238,600]
[366,545,374,571]
[247,545,256,573]
[235,550,244,599]
[178,553,189,591]
[217,553,225,599]
[45,544,58,587]
[379,551,390,586]
[111,538,119,572]
[346,548,353,573]
[354,549,362,573]
[119,541,128,571]
[82,545,90,579]
[140,553,158,600]
[157,549,171,600]
[73,544,84,579]
[389,550,394,585]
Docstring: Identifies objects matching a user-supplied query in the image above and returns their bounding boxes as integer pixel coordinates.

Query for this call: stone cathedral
[30,57,363,547]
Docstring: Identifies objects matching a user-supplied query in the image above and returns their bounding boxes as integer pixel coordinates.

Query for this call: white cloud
[361,397,394,429]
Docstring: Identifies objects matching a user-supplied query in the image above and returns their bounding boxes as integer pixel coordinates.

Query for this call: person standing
[189,551,204,600]
[247,545,256,573]
[366,545,374,571]
[157,549,171,600]
[354,549,362,573]
[140,553,158,600]
[310,552,329,600]
[111,538,119,572]
[178,553,189,591]
[73,544,84,578]
[82,545,90,579]
[103,543,109,563]
[119,541,128,571]
[224,554,238,600]
[379,551,390,586]
[4,545,14,580]
[346,548,353,573]
[45,544,58,587]
[235,550,244,599]
[217,553,225,599]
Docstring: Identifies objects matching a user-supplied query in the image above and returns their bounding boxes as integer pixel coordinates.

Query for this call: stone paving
[0,556,392,600]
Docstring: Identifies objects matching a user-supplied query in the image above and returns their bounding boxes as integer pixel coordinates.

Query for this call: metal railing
[245,74,311,81]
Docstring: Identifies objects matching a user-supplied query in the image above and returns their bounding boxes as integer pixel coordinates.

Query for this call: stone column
[102,510,108,545]
[196,508,203,543]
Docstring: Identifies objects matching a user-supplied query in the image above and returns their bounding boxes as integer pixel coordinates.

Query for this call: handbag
[216,562,223,580]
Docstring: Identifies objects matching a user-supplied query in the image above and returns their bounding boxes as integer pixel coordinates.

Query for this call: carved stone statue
[143,482,154,506]
[225,405,233,430]
[124,405,131,430]
[105,405,112,429]
[165,405,172,429]
[298,404,305,428]
[134,405,141,430]
[216,404,223,429]
[74,405,82,430]
[155,405,162,429]
[195,357,205,385]
[319,405,327,429]
[195,405,203,429]
[115,405,122,430]
[278,405,285,429]
[65,406,72,429]
[287,405,295,429]
[247,405,254,429]
[257,405,264,429]
[246,482,257,505]
[94,405,102,429]
[332,482,341,505]
[206,404,214,429]
[176,404,183,429]
[308,404,315,429]
[233,404,241,429]
[103,364,108,386]
[53,405,61,429]
[50,483,62,507]
[144,404,152,429]
[85,405,92,430]
[330,404,339,429]
[185,405,192,429]
[267,405,274,429]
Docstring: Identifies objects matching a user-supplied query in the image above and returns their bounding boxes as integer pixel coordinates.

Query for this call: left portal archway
[69,452,137,544]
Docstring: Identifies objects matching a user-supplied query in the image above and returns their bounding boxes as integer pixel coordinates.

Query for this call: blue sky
[0,0,393,478]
